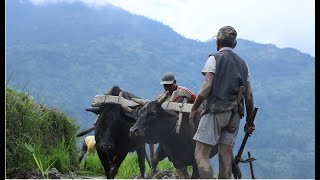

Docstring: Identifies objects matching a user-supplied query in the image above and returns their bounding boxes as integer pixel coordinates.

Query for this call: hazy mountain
[5,0,315,178]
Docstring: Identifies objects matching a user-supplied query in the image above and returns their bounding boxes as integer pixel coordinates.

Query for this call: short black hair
[217,39,236,48]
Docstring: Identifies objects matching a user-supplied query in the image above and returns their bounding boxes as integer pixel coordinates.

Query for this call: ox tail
[76,126,95,137]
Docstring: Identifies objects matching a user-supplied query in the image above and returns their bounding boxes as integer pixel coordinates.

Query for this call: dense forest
[6,0,315,178]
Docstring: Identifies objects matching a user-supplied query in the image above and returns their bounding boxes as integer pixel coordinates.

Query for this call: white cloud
[27,0,315,56]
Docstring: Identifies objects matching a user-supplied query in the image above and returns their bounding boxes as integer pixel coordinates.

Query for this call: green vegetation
[115,153,150,179]
[79,153,104,176]
[24,143,56,179]
[6,86,78,174]
[79,152,176,178]
[155,158,175,172]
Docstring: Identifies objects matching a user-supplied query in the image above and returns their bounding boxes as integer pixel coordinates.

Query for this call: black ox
[129,93,211,179]
[94,103,148,178]
[81,86,150,178]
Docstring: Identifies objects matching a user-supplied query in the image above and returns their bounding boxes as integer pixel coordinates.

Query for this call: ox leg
[191,163,200,179]
[149,143,155,162]
[96,150,111,178]
[149,143,154,166]
[78,140,88,163]
[150,144,167,178]
[137,147,146,178]
[144,149,152,169]
[175,167,190,179]
[109,152,128,178]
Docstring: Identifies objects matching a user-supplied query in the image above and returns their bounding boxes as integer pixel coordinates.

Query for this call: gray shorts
[193,111,241,146]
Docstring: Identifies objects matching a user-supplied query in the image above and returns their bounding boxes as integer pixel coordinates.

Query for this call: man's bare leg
[218,143,233,179]
[194,141,214,178]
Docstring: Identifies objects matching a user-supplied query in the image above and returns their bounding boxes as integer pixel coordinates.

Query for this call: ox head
[94,102,136,163]
[130,92,178,143]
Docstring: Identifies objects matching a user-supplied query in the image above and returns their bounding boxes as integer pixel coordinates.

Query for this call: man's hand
[189,109,198,130]
[244,122,255,136]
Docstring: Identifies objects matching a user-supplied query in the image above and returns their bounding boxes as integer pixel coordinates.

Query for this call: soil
[6,168,182,179]
[6,168,92,179]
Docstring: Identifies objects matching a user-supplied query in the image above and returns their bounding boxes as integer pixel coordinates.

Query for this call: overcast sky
[28,0,315,57]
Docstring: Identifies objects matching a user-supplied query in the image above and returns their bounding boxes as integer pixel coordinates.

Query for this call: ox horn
[121,105,133,113]
[85,107,101,115]
[76,126,95,137]
[157,91,169,105]
[132,98,149,106]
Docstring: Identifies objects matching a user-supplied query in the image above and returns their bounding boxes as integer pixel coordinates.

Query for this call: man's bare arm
[245,77,254,121]
[244,76,256,134]
[191,72,214,111]
[189,72,214,130]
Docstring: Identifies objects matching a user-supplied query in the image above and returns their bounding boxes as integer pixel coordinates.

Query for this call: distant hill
[5,0,315,178]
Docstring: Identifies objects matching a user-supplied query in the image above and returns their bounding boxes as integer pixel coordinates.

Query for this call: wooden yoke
[161,101,193,113]
[91,95,139,107]
[162,89,193,134]
[175,98,188,133]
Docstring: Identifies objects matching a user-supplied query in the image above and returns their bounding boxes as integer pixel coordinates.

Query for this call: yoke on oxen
[155,90,194,134]
[92,92,139,109]
[92,90,193,112]
[160,90,193,133]
[77,89,194,138]
[93,90,194,134]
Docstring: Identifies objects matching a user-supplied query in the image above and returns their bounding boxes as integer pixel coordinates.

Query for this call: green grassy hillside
[6,86,78,177]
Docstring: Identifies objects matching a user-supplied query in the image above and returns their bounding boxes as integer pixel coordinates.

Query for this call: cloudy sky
[28,0,315,57]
